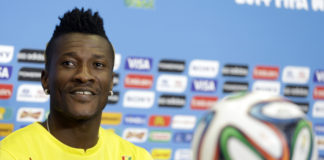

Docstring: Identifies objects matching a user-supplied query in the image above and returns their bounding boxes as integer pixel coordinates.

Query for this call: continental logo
[149,130,172,142]
[149,115,171,127]
[191,79,217,92]
[0,84,13,99]
[0,65,12,80]
[252,81,280,95]
[18,67,42,81]
[223,81,249,93]
[189,59,219,78]
[313,86,324,99]
[313,101,324,118]
[158,59,185,73]
[293,101,309,113]
[173,132,193,143]
[125,0,154,9]
[125,56,152,71]
[171,115,196,130]
[174,149,192,160]
[0,107,12,120]
[101,112,122,125]
[222,64,248,77]
[283,85,309,97]
[18,49,45,63]
[107,91,119,104]
[113,73,119,86]
[151,148,172,160]
[122,128,148,143]
[124,74,153,89]
[0,45,14,63]
[191,96,218,110]
[123,90,155,109]
[0,123,14,136]
[314,69,324,83]
[253,65,279,80]
[282,66,310,84]
[113,53,121,71]
[158,95,186,108]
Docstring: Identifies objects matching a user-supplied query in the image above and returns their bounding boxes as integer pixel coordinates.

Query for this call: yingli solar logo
[253,66,279,80]
[124,74,153,89]
[149,115,171,127]
[0,84,13,99]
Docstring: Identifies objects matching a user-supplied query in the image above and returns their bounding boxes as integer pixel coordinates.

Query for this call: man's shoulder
[0,122,42,147]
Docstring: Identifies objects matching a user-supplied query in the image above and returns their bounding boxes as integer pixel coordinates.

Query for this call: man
[0,8,153,160]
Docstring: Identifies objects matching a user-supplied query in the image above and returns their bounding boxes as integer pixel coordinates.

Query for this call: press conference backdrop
[1,0,324,159]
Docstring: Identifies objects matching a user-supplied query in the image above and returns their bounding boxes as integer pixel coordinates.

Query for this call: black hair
[45,8,114,71]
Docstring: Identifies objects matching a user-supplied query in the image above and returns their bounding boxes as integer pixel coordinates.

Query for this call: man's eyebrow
[61,52,77,57]
[92,54,106,59]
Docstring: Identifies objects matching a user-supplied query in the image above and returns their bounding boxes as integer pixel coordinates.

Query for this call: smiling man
[0,8,153,160]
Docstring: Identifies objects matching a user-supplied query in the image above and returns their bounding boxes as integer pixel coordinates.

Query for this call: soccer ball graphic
[192,92,317,160]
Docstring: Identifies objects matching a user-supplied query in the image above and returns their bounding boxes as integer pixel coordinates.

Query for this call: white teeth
[75,91,92,95]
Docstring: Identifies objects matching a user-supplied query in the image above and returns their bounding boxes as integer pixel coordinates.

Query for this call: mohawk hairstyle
[45,8,114,71]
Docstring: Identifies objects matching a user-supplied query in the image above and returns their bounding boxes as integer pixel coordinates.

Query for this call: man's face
[42,33,114,120]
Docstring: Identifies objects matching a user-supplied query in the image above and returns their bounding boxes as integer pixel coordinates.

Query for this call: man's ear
[41,70,49,91]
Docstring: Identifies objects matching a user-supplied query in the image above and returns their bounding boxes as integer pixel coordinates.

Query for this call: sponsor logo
[125,0,154,9]
[121,155,132,160]
[190,96,218,110]
[0,107,12,120]
[174,149,192,160]
[122,128,148,143]
[113,53,121,71]
[18,67,42,81]
[223,81,249,93]
[313,101,324,118]
[0,84,13,99]
[252,81,280,95]
[222,64,248,77]
[191,79,217,92]
[0,65,12,80]
[151,148,172,160]
[173,132,193,143]
[113,73,119,86]
[156,74,187,93]
[315,124,324,135]
[0,123,14,136]
[123,114,146,126]
[124,74,153,89]
[101,112,122,125]
[283,85,309,97]
[253,66,279,80]
[189,59,219,78]
[123,90,155,109]
[314,86,324,99]
[158,59,185,73]
[149,115,171,127]
[317,136,324,151]
[293,102,309,113]
[18,49,45,63]
[158,95,186,108]
[16,107,44,122]
[0,45,14,63]
[149,130,172,142]
[107,91,119,104]
[16,84,49,102]
[314,69,324,83]
[125,56,152,71]
[171,115,196,130]
[282,66,310,84]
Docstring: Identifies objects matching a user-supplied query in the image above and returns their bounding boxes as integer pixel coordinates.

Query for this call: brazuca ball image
[192,92,317,160]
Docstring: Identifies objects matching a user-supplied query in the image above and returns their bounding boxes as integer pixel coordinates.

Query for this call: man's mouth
[72,91,95,95]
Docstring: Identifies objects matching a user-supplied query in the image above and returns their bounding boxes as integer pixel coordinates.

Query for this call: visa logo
[0,66,12,80]
[191,79,216,92]
[314,70,324,83]
[125,57,152,71]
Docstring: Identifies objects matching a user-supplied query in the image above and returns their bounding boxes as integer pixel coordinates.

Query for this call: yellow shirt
[0,122,153,160]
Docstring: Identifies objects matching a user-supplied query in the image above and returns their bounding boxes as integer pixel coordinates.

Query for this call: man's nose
[73,64,95,83]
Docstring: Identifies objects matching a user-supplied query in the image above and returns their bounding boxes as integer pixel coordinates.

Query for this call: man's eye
[94,62,105,68]
[62,61,75,67]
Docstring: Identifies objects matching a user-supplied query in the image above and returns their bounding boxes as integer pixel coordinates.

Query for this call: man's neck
[41,111,102,151]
